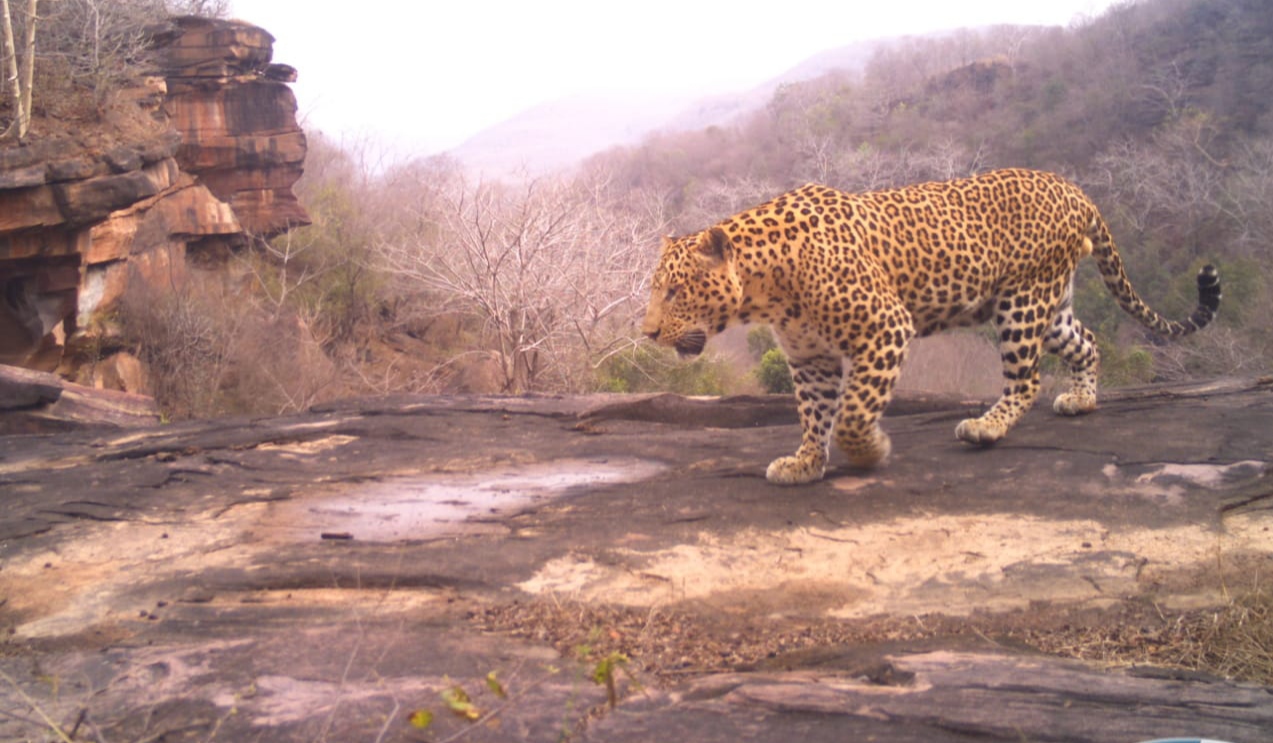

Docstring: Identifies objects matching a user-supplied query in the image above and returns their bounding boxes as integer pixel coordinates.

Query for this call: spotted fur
[642,169,1221,485]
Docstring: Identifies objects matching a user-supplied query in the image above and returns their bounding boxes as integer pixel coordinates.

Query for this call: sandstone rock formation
[0,16,308,387]
[158,16,309,237]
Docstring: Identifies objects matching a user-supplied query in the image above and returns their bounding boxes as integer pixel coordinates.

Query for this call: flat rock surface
[1,378,1271,741]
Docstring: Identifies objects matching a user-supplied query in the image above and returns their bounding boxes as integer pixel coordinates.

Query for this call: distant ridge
[449,38,889,176]
[448,91,698,177]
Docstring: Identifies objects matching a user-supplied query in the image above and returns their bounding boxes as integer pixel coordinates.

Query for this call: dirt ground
[1,378,1271,741]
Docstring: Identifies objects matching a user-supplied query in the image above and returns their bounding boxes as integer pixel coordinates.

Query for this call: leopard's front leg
[766,354,843,485]
[833,302,912,469]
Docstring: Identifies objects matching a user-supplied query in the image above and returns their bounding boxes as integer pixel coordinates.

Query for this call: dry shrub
[222,309,341,415]
[120,273,341,419]
[119,275,238,419]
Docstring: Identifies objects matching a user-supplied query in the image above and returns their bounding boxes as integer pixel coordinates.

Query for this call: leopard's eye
[664,285,680,302]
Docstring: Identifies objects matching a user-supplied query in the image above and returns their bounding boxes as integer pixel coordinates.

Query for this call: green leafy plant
[746,325,781,359]
[755,347,794,394]
[484,670,507,698]
[590,651,630,709]
[441,683,481,721]
[407,708,434,730]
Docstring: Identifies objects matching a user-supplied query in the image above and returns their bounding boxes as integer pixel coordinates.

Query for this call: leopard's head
[641,227,743,358]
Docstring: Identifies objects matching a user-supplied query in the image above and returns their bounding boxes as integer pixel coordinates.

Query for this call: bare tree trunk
[18,0,33,130]
[0,0,36,143]
[0,0,21,140]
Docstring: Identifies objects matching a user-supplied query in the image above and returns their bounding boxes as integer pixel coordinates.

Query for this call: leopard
[641,168,1221,485]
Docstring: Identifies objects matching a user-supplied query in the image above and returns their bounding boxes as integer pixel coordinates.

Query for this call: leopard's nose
[645,329,661,342]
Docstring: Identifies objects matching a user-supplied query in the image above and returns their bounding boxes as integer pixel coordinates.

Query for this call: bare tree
[1086,112,1227,262]
[0,0,37,142]
[376,171,658,393]
[164,0,229,16]
[676,176,780,233]
[1140,61,1193,123]
[41,0,170,102]
[1222,138,1273,257]
[768,76,854,185]
[1,0,210,137]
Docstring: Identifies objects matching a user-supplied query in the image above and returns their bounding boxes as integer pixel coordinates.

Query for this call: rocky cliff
[158,16,309,237]
[0,16,308,386]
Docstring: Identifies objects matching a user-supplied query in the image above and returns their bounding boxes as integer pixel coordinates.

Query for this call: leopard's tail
[1088,216,1220,339]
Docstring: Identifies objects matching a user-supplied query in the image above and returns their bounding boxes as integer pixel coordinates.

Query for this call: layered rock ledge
[0,17,307,378]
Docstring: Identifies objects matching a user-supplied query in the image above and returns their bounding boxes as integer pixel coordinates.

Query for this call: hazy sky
[228,0,1120,156]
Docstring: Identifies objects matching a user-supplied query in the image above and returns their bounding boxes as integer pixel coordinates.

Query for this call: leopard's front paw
[955,417,1006,446]
[765,454,826,485]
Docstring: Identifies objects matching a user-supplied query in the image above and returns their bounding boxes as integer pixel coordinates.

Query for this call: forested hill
[586,0,1273,203]
[575,0,1272,383]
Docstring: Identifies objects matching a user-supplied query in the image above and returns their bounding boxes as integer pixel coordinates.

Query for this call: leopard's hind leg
[1046,305,1100,415]
[956,289,1052,445]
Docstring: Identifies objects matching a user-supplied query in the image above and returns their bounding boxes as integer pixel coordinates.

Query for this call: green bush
[746,326,780,359]
[1097,338,1155,387]
[755,347,794,393]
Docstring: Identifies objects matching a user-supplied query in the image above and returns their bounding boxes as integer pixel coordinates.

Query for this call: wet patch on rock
[268,457,666,542]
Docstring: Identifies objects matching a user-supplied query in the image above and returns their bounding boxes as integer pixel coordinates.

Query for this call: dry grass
[1164,589,1273,683]
[472,583,1273,687]
[471,600,933,680]
[1025,586,1273,685]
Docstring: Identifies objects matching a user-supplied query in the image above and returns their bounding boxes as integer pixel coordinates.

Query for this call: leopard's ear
[696,227,733,266]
